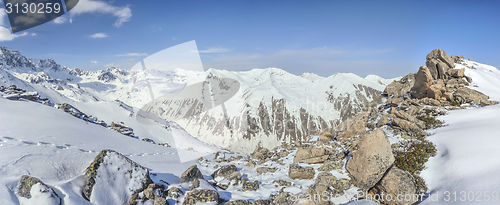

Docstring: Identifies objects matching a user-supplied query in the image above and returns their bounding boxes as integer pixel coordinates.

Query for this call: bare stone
[180,165,204,183]
[289,164,315,180]
[411,66,434,99]
[371,166,417,205]
[346,129,394,189]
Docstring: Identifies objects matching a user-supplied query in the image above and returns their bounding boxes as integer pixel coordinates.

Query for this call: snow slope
[419,60,500,204]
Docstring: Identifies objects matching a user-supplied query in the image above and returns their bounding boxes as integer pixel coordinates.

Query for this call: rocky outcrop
[82,149,152,204]
[346,129,394,189]
[18,175,61,205]
[180,165,204,183]
[182,189,219,205]
[426,48,455,80]
[289,164,315,180]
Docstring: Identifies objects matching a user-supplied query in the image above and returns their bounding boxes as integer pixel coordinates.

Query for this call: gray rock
[82,149,152,202]
[212,164,237,179]
[454,87,497,106]
[18,175,61,205]
[288,164,315,180]
[225,200,253,205]
[167,187,183,199]
[180,165,204,183]
[153,196,169,205]
[391,117,428,137]
[182,189,219,205]
[189,178,200,190]
[242,180,259,191]
[256,167,277,174]
[318,161,343,172]
[371,166,417,205]
[346,129,394,190]
[376,115,390,127]
[449,68,465,78]
[293,147,331,164]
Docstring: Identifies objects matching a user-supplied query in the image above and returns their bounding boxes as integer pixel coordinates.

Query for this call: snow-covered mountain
[0,46,397,153]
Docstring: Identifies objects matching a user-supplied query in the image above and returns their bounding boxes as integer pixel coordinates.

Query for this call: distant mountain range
[0,46,397,153]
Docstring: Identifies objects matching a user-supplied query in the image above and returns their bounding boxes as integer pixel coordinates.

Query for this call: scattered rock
[346,129,394,189]
[376,115,390,127]
[293,147,331,164]
[273,179,293,187]
[256,167,278,174]
[289,164,315,180]
[225,200,253,205]
[18,175,61,205]
[212,164,237,180]
[242,180,259,191]
[167,187,183,199]
[391,117,428,137]
[182,189,219,205]
[251,145,272,161]
[318,161,343,172]
[153,196,168,205]
[180,165,204,183]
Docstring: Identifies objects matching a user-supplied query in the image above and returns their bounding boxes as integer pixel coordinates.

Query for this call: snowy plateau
[0,46,499,205]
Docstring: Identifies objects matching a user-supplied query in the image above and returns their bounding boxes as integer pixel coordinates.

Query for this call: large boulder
[182,189,219,205]
[410,66,434,99]
[18,175,61,205]
[82,149,152,204]
[426,83,446,100]
[346,129,394,189]
[288,164,315,180]
[393,110,424,129]
[370,166,417,205]
[307,172,351,197]
[180,165,204,183]
[293,147,331,164]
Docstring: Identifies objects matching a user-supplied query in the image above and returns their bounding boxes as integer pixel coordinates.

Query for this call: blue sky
[1,0,500,78]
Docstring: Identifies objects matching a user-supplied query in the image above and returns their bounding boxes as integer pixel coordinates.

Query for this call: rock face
[82,149,152,204]
[182,189,219,205]
[410,66,434,99]
[371,166,417,205]
[180,165,204,183]
[288,164,315,180]
[346,129,394,189]
[426,48,455,80]
[18,175,61,205]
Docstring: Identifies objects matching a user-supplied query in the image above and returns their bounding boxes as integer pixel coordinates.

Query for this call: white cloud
[0,8,31,41]
[31,33,36,36]
[117,53,148,57]
[90,32,108,38]
[104,63,119,67]
[199,47,231,53]
[91,60,98,64]
[65,0,132,27]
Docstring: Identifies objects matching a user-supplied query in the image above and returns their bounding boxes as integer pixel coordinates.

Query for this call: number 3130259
[5,3,62,14]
